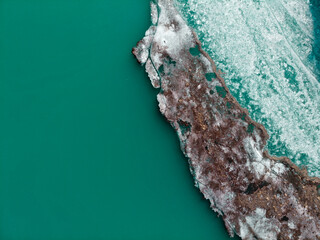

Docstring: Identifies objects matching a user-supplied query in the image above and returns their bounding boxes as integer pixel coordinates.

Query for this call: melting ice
[175,0,320,177]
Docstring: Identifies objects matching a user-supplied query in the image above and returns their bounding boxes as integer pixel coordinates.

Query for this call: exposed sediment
[132,1,320,239]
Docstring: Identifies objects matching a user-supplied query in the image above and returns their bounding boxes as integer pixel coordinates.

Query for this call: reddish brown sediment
[193,30,320,186]
[133,1,320,239]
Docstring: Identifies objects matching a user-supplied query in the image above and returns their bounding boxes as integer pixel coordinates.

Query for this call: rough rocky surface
[132,1,320,239]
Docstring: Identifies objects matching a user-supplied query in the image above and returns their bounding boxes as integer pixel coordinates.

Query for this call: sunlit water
[175,0,320,177]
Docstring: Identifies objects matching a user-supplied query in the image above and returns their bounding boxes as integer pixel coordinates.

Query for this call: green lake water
[0,1,233,239]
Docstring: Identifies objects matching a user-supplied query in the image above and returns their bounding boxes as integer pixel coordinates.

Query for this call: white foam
[175,0,320,177]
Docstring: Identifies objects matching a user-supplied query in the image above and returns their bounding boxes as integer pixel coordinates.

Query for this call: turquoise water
[311,1,320,77]
[175,0,320,177]
[0,0,235,239]
[1,0,318,239]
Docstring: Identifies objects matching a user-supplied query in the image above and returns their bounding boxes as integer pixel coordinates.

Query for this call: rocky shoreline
[133,1,320,239]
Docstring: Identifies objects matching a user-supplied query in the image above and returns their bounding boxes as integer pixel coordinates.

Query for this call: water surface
[176,0,320,177]
[0,0,233,239]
